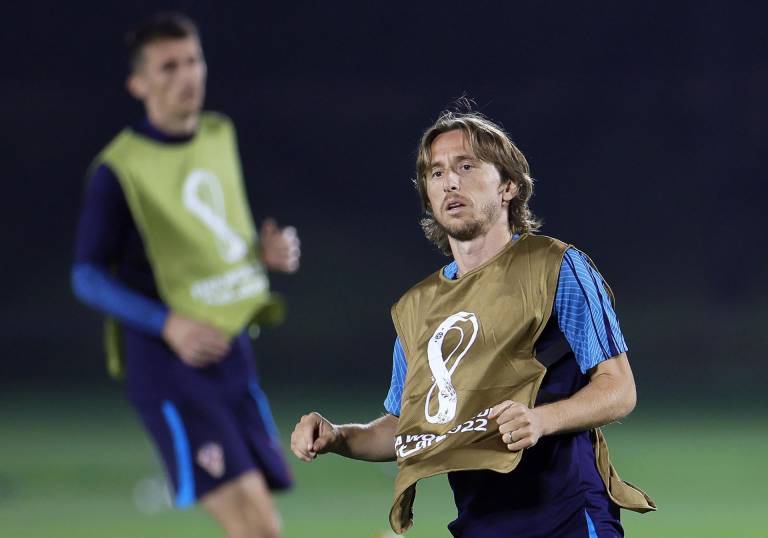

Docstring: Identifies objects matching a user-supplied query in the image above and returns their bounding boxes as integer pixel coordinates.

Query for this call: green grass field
[1,386,765,537]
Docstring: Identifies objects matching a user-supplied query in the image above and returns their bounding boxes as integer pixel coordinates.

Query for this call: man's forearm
[335,414,398,462]
[537,353,636,436]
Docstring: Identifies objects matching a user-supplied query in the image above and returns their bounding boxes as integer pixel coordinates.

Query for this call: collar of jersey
[134,116,196,145]
[442,233,521,280]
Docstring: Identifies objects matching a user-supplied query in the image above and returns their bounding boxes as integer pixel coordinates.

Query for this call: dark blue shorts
[123,329,292,506]
[133,380,292,506]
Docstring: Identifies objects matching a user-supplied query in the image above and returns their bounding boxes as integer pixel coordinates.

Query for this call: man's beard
[435,201,500,242]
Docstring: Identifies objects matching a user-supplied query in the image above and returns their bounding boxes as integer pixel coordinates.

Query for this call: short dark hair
[126,12,199,71]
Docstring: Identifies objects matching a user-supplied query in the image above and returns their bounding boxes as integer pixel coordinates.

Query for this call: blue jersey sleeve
[71,263,168,334]
[554,248,628,373]
[71,164,168,335]
[383,337,407,416]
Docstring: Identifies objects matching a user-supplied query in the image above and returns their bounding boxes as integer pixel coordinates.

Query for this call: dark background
[2,1,766,402]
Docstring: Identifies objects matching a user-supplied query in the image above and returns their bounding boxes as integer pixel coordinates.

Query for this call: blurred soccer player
[292,110,655,536]
[72,12,298,538]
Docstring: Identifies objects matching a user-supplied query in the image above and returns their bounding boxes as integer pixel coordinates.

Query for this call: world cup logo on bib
[183,169,247,264]
[424,312,479,424]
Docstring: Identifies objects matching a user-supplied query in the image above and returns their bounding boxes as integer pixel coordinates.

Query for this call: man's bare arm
[291,412,398,462]
[490,353,636,451]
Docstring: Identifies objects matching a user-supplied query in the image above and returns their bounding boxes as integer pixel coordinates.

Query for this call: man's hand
[260,218,300,273]
[489,400,546,452]
[290,412,341,462]
[162,312,231,368]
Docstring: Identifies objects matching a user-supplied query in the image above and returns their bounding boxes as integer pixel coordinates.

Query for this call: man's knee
[202,471,281,538]
[228,516,280,538]
[239,478,281,538]
[231,502,281,538]
[250,515,281,538]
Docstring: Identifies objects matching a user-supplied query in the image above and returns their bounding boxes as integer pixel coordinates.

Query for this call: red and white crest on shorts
[196,442,226,479]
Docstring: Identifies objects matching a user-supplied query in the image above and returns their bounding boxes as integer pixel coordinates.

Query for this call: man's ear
[501,180,518,204]
[126,73,147,100]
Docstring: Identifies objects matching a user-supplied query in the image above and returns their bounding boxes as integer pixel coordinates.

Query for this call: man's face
[426,129,515,242]
[128,36,207,120]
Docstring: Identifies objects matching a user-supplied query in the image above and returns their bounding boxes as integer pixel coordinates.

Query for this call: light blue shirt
[383,244,628,416]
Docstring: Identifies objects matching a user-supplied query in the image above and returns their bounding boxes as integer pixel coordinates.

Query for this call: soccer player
[72,13,297,538]
[291,110,655,536]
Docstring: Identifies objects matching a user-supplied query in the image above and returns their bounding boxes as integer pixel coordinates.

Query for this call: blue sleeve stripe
[71,262,168,336]
[555,249,628,373]
[248,380,281,440]
[161,401,196,508]
[585,509,599,538]
[383,337,407,416]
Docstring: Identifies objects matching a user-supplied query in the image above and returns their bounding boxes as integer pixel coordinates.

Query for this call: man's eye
[462,164,473,171]
[432,171,443,179]
[161,61,178,73]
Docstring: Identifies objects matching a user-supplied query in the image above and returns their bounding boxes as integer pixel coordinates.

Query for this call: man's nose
[442,171,460,192]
